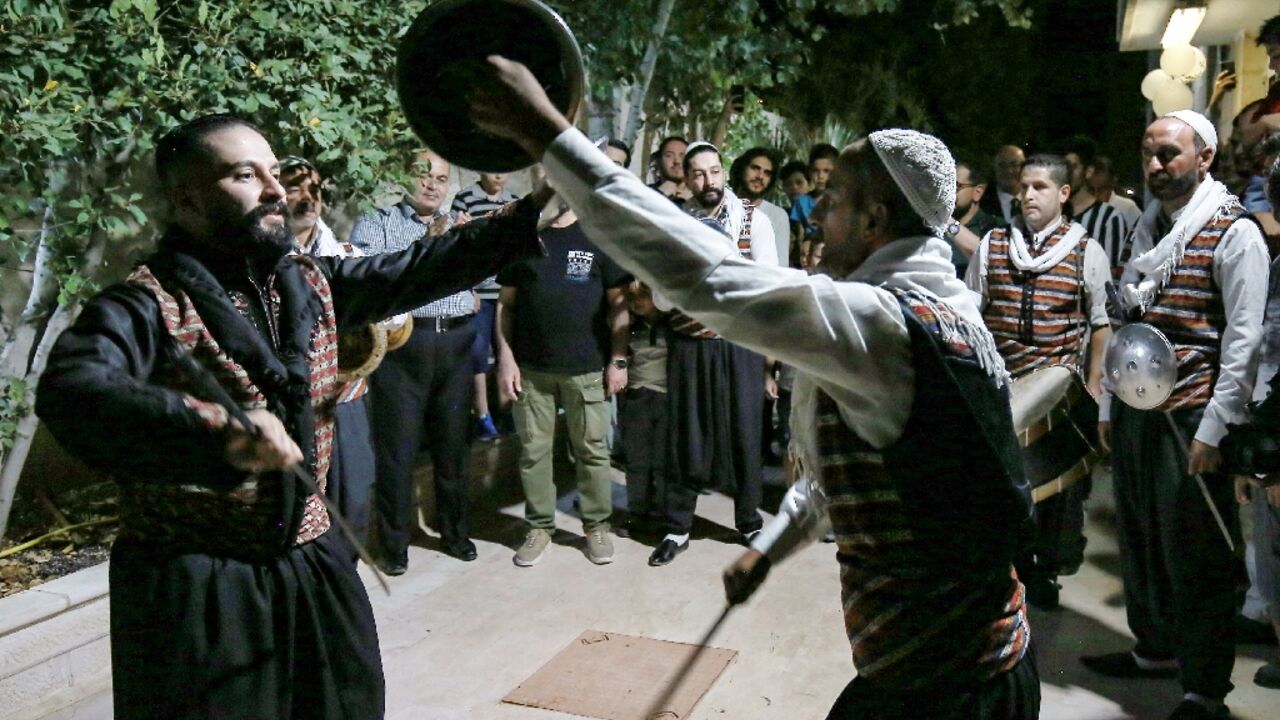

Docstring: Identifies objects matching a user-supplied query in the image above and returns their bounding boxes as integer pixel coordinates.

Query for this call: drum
[1009,366,1100,503]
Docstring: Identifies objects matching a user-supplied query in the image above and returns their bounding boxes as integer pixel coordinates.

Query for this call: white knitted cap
[868,129,956,236]
[1162,109,1218,153]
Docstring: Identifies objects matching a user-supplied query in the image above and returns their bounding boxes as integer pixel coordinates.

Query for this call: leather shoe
[648,538,688,567]
[447,539,478,562]
[1235,614,1279,645]
[1079,651,1177,678]
[380,558,408,576]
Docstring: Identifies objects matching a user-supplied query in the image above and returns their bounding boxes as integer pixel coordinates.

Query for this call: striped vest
[815,287,1031,691]
[669,202,756,339]
[119,258,339,559]
[983,222,1089,378]
[1141,201,1246,410]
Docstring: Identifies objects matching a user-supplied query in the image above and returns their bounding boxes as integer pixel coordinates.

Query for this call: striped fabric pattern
[983,222,1089,378]
[1142,201,1245,411]
[450,183,520,217]
[348,201,475,319]
[1074,200,1130,281]
[670,202,756,339]
[120,258,339,556]
[814,388,1030,691]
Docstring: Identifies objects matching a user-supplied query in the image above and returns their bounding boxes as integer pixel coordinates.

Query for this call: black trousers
[327,395,374,546]
[1015,478,1089,584]
[1112,403,1239,700]
[109,533,384,720]
[369,323,475,561]
[619,386,668,519]
[663,334,764,535]
[826,646,1040,720]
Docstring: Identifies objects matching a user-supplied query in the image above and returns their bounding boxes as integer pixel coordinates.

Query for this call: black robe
[36,203,542,720]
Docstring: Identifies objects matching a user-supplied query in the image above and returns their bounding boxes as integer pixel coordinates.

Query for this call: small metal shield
[1103,322,1177,411]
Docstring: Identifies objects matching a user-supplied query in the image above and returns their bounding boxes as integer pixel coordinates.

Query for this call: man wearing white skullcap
[469,57,1041,719]
[645,141,779,567]
[1081,109,1268,720]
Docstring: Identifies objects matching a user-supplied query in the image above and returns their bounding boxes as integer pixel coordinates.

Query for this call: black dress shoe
[1235,614,1279,645]
[381,558,408,576]
[1079,651,1178,678]
[447,539,478,562]
[648,538,688,567]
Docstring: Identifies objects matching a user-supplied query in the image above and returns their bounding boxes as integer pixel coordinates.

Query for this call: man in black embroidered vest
[1082,110,1268,720]
[966,154,1111,610]
[469,57,1040,720]
[647,142,780,567]
[35,114,543,720]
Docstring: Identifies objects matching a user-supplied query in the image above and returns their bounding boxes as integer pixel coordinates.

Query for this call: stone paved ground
[31,464,1280,720]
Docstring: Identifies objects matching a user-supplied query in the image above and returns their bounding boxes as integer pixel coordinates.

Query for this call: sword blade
[644,603,733,720]
[164,341,392,595]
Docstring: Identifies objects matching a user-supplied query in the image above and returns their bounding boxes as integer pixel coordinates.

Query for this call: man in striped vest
[468,58,1040,718]
[1081,110,1269,720]
[35,114,545,719]
[647,141,780,567]
[966,154,1112,610]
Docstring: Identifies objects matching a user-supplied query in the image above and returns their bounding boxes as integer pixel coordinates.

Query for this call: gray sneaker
[514,528,553,567]
[585,525,615,565]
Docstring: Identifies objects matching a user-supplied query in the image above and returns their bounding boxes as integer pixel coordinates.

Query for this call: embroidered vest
[1142,202,1246,411]
[670,202,756,339]
[119,258,339,560]
[982,222,1089,378]
[816,287,1032,690]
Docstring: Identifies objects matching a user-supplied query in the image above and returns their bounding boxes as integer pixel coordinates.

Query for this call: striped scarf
[669,197,757,339]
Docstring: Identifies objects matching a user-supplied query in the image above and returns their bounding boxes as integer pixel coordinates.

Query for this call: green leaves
[0,377,32,451]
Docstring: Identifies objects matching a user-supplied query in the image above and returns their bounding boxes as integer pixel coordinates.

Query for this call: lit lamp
[1160,5,1207,49]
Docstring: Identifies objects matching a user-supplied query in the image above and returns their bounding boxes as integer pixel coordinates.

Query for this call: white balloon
[1141,69,1176,100]
[1152,82,1193,115]
[1185,46,1207,81]
[1160,44,1198,78]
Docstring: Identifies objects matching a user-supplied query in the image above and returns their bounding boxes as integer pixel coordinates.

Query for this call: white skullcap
[868,129,956,236]
[1162,109,1218,152]
[684,140,719,159]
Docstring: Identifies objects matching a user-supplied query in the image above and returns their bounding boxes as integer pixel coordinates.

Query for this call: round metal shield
[1103,322,1177,411]
[396,0,585,173]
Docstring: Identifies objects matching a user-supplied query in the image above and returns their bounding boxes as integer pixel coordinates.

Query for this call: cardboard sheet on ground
[502,629,737,720]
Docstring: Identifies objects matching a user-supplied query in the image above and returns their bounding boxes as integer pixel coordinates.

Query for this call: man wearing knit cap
[645,140,779,567]
[469,57,1040,720]
[1081,109,1268,720]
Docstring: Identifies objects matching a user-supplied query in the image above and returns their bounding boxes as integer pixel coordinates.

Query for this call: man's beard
[696,186,723,209]
[1147,167,1197,202]
[234,201,293,258]
[954,197,972,217]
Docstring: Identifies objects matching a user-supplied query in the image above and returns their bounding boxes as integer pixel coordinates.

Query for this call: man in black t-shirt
[495,205,631,567]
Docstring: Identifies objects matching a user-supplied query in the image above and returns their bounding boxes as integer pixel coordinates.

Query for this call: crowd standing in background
[27,10,1280,720]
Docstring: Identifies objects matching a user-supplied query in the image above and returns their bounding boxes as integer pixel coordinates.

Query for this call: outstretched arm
[468,57,915,448]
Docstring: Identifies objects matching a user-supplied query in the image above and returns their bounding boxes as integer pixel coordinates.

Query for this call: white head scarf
[868,129,956,236]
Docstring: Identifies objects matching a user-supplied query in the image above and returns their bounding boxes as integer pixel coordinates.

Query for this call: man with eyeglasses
[942,159,1000,278]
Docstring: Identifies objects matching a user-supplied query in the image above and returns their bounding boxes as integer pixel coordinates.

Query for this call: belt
[416,314,473,333]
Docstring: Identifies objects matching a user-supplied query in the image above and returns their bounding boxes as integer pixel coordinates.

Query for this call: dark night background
[770,0,1149,190]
